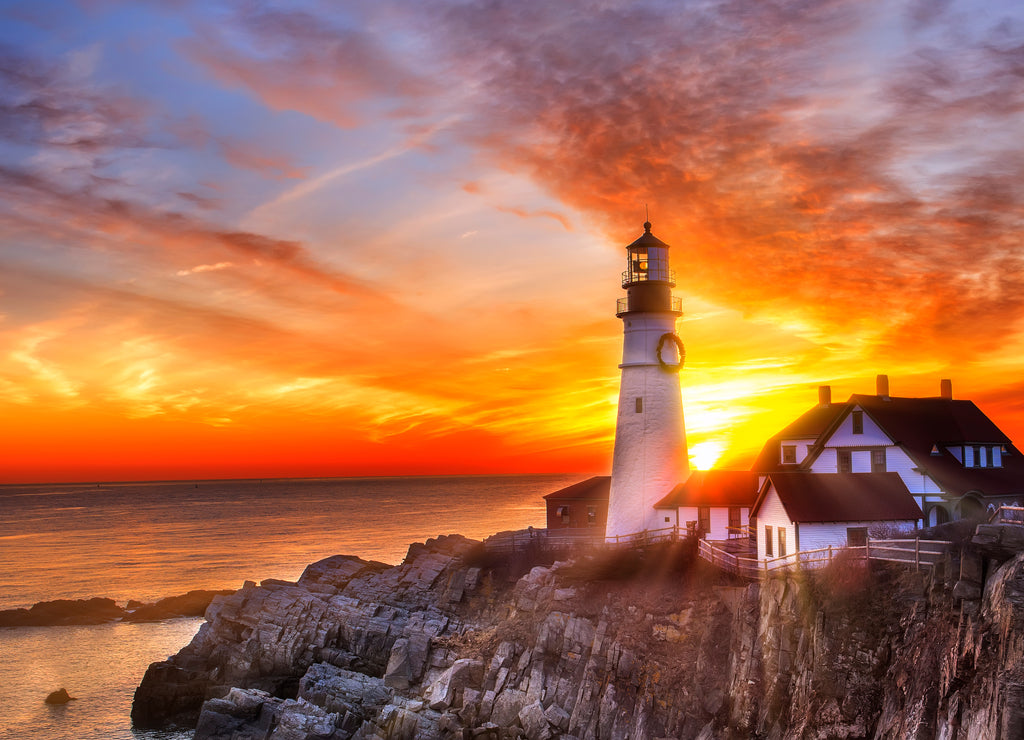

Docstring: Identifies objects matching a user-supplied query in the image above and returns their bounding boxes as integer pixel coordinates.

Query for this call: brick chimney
[940,378,953,400]
[818,385,831,406]
[877,374,890,399]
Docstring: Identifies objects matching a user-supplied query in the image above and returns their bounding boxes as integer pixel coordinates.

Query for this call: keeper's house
[752,471,922,560]
[543,476,609,530]
[753,376,1024,527]
[653,470,758,539]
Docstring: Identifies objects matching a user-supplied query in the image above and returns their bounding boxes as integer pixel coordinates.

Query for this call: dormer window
[782,445,797,464]
[851,411,864,434]
[963,445,1003,468]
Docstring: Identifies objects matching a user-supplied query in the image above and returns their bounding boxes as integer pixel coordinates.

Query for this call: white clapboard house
[751,472,922,560]
[653,470,758,540]
[752,376,1024,527]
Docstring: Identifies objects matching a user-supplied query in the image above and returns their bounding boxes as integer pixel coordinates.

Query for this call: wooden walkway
[698,536,952,579]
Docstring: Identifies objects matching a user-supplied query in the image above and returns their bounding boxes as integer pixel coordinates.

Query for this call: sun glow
[689,440,724,471]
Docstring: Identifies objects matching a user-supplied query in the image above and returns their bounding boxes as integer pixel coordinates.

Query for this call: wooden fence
[989,505,1024,526]
[483,525,688,554]
[698,536,952,579]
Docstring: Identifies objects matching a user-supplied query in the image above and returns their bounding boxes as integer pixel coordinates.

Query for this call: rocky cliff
[132,531,1024,739]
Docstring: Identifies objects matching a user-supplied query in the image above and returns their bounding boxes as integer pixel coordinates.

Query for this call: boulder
[44,688,75,705]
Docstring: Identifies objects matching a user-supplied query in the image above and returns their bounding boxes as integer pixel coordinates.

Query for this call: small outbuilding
[751,472,922,560]
[543,476,610,530]
[654,470,759,539]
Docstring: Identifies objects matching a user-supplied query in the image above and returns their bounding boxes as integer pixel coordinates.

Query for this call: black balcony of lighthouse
[616,221,682,317]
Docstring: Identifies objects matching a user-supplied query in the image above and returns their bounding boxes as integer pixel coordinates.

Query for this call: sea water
[0,474,580,739]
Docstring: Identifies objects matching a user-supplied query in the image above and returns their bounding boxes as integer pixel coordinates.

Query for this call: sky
[1,0,1022,483]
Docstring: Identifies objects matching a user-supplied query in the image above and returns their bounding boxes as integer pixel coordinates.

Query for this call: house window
[872,449,886,472]
[557,506,570,524]
[635,397,643,413]
[698,507,710,536]
[664,516,671,523]
[973,445,982,468]
[852,410,864,434]
[838,449,852,473]
[782,445,797,464]
[728,506,741,535]
[847,526,868,547]
[587,506,597,526]
[765,525,773,557]
[778,527,787,558]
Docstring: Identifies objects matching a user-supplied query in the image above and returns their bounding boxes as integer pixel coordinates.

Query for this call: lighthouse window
[635,397,643,413]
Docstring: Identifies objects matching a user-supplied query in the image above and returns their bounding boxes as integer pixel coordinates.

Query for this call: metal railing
[621,269,676,287]
[988,505,1024,526]
[615,296,683,314]
[698,536,952,579]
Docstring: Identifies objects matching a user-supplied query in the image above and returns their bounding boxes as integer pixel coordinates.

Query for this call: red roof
[752,472,922,523]
[542,476,610,501]
[654,470,758,509]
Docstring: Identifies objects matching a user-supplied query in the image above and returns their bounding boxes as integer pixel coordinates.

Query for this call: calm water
[0,474,579,739]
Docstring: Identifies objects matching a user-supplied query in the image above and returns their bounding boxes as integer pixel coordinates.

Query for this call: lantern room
[616,221,682,317]
[622,221,675,287]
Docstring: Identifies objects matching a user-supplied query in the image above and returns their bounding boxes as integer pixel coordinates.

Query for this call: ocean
[0,474,580,740]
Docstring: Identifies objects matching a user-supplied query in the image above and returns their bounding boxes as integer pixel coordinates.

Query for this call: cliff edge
[132,532,1024,739]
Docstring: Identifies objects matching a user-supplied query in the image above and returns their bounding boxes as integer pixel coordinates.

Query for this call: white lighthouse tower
[606,222,689,540]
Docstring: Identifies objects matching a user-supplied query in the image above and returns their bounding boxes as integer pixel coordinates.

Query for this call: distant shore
[0,589,235,628]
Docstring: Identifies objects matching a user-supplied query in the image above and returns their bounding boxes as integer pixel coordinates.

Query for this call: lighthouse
[606,222,689,540]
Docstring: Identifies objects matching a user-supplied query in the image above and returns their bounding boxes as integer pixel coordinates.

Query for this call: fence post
[866,536,871,562]
[764,558,768,576]
[915,538,920,571]
[828,545,833,565]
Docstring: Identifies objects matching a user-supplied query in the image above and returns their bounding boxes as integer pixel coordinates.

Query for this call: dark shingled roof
[828,395,1024,498]
[542,476,610,501]
[752,472,922,523]
[654,470,758,509]
[751,403,843,472]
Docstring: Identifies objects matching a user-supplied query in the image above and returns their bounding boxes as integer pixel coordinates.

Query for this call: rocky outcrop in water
[132,529,1024,739]
[0,589,235,627]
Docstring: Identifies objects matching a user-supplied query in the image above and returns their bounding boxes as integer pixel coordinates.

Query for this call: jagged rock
[543,703,569,732]
[135,537,1024,740]
[972,524,1024,562]
[426,658,484,711]
[193,687,277,739]
[518,700,552,740]
[299,663,390,734]
[133,538,477,730]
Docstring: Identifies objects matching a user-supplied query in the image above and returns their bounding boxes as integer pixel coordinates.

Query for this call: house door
[728,507,741,536]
